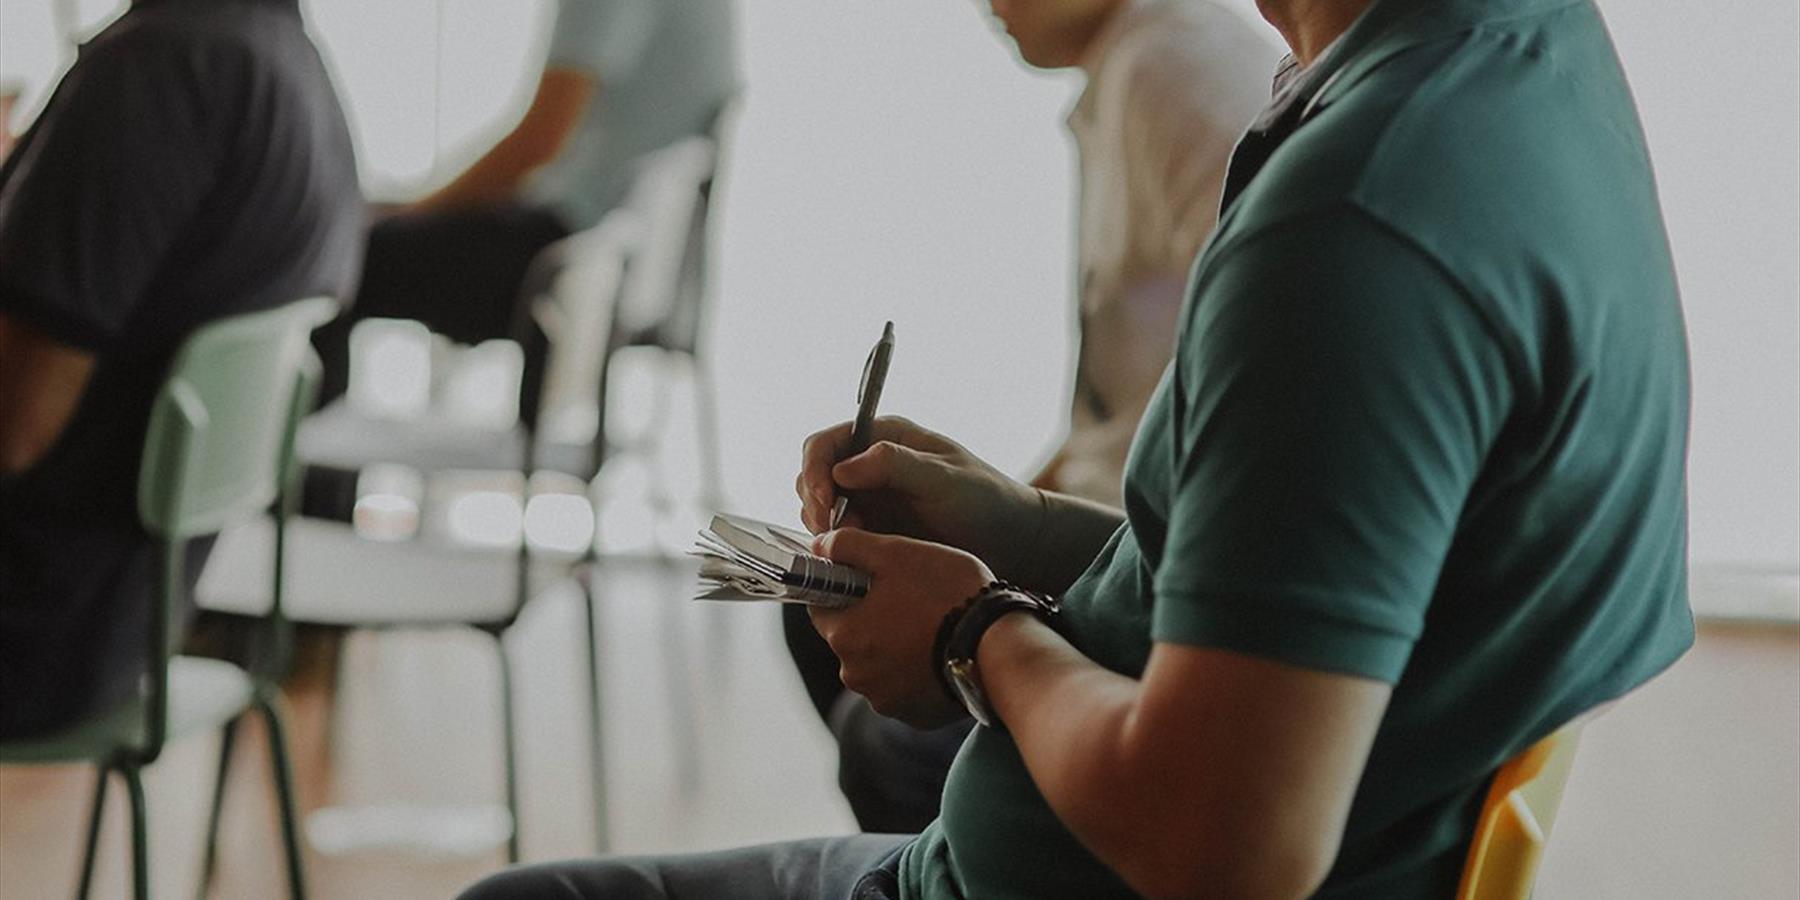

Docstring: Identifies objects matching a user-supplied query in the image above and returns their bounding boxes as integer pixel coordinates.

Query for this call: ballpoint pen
[830,321,895,530]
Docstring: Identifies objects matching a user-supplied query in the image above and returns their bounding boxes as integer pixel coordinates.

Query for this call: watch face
[948,658,995,728]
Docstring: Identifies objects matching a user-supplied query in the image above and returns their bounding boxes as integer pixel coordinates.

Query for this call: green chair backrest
[131,296,337,760]
[137,298,337,538]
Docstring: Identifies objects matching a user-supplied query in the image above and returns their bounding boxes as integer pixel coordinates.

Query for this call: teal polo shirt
[901,0,1694,896]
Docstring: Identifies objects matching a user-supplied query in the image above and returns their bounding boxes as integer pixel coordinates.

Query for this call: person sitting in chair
[463,0,1695,895]
[0,0,363,739]
[308,0,740,424]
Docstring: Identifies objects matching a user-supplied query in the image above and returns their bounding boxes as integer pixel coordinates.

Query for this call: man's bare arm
[1016,487,1129,594]
[0,314,96,475]
[981,617,1391,899]
[411,67,595,214]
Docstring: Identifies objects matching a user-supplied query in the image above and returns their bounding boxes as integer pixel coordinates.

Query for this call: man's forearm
[1002,488,1126,595]
[976,612,1389,899]
[975,614,1184,896]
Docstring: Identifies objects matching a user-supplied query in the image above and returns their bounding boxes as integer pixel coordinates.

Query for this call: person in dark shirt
[0,0,364,739]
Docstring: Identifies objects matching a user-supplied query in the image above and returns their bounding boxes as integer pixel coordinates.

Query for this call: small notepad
[692,513,869,607]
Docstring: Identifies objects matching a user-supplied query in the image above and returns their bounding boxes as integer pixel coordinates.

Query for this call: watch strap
[935,581,1059,727]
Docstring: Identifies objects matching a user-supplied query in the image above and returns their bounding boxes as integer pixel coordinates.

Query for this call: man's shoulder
[1227,14,1662,288]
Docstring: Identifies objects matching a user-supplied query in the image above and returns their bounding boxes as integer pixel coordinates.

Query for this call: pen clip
[858,341,878,403]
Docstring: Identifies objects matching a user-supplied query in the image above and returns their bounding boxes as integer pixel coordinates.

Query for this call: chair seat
[299,401,596,480]
[197,517,575,627]
[0,657,253,764]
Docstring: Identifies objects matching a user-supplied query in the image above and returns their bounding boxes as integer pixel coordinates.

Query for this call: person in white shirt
[1026,0,1276,505]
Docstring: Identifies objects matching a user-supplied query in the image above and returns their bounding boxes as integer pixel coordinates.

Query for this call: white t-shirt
[1055,0,1278,505]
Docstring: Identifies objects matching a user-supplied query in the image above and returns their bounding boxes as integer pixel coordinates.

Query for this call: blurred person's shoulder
[80,0,318,84]
[1103,0,1281,103]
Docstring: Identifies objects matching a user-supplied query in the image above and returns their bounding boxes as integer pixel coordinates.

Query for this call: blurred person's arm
[0,316,93,475]
[1028,448,1065,492]
[413,0,660,214]
[0,88,19,161]
[409,67,595,214]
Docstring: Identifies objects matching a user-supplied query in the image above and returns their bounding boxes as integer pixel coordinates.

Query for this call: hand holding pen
[830,321,895,529]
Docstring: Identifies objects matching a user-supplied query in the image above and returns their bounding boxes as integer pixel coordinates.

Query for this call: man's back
[0,0,363,738]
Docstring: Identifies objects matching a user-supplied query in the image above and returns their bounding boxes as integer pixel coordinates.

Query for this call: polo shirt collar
[1259,0,1587,131]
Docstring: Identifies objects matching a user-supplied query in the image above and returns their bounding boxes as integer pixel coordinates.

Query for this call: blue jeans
[458,834,913,900]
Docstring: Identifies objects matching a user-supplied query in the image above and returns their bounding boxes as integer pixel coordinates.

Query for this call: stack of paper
[692,513,869,607]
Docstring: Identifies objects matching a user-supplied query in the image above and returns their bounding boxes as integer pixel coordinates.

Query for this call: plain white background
[1,0,1795,570]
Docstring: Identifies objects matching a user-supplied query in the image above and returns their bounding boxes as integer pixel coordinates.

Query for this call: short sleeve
[1150,207,1514,682]
[546,0,658,82]
[0,32,217,351]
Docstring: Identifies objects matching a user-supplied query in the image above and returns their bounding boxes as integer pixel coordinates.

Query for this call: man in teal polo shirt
[459,0,1693,896]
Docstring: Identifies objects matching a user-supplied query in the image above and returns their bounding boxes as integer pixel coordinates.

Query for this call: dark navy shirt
[0,0,363,737]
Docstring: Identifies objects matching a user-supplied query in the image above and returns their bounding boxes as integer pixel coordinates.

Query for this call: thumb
[812,527,908,573]
[833,440,931,494]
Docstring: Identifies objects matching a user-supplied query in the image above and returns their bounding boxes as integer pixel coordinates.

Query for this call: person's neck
[1073,0,1136,75]
[1258,0,1374,65]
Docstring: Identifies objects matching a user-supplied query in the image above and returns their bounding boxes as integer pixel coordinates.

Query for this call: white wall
[1595,1,1800,577]
[707,0,1082,523]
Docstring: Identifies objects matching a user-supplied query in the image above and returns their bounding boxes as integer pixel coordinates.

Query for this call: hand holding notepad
[692,322,894,608]
[693,513,869,607]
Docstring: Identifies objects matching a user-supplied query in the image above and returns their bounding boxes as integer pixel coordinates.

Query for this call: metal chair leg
[581,580,609,852]
[75,765,110,900]
[197,717,241,900]
[255,690,309,900]
[122,764,149,900]
[495,633,522,864]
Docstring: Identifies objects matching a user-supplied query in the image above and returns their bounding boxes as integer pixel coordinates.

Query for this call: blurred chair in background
[0,297,336,900]
[199,134,730,863]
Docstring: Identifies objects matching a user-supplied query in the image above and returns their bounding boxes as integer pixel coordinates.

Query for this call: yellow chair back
[1455,721,1584,900]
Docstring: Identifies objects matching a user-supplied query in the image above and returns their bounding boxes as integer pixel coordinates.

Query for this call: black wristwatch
[934,582,1060,728]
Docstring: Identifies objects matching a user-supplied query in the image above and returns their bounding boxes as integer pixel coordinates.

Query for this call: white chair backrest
[138,297,338,539]
[530,137,718,445]
[613,136,717,340]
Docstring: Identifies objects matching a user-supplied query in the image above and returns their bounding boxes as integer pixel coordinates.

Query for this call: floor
[1,558,1795,900]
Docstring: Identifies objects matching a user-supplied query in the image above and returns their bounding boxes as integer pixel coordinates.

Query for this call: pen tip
[882,321,895,340]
